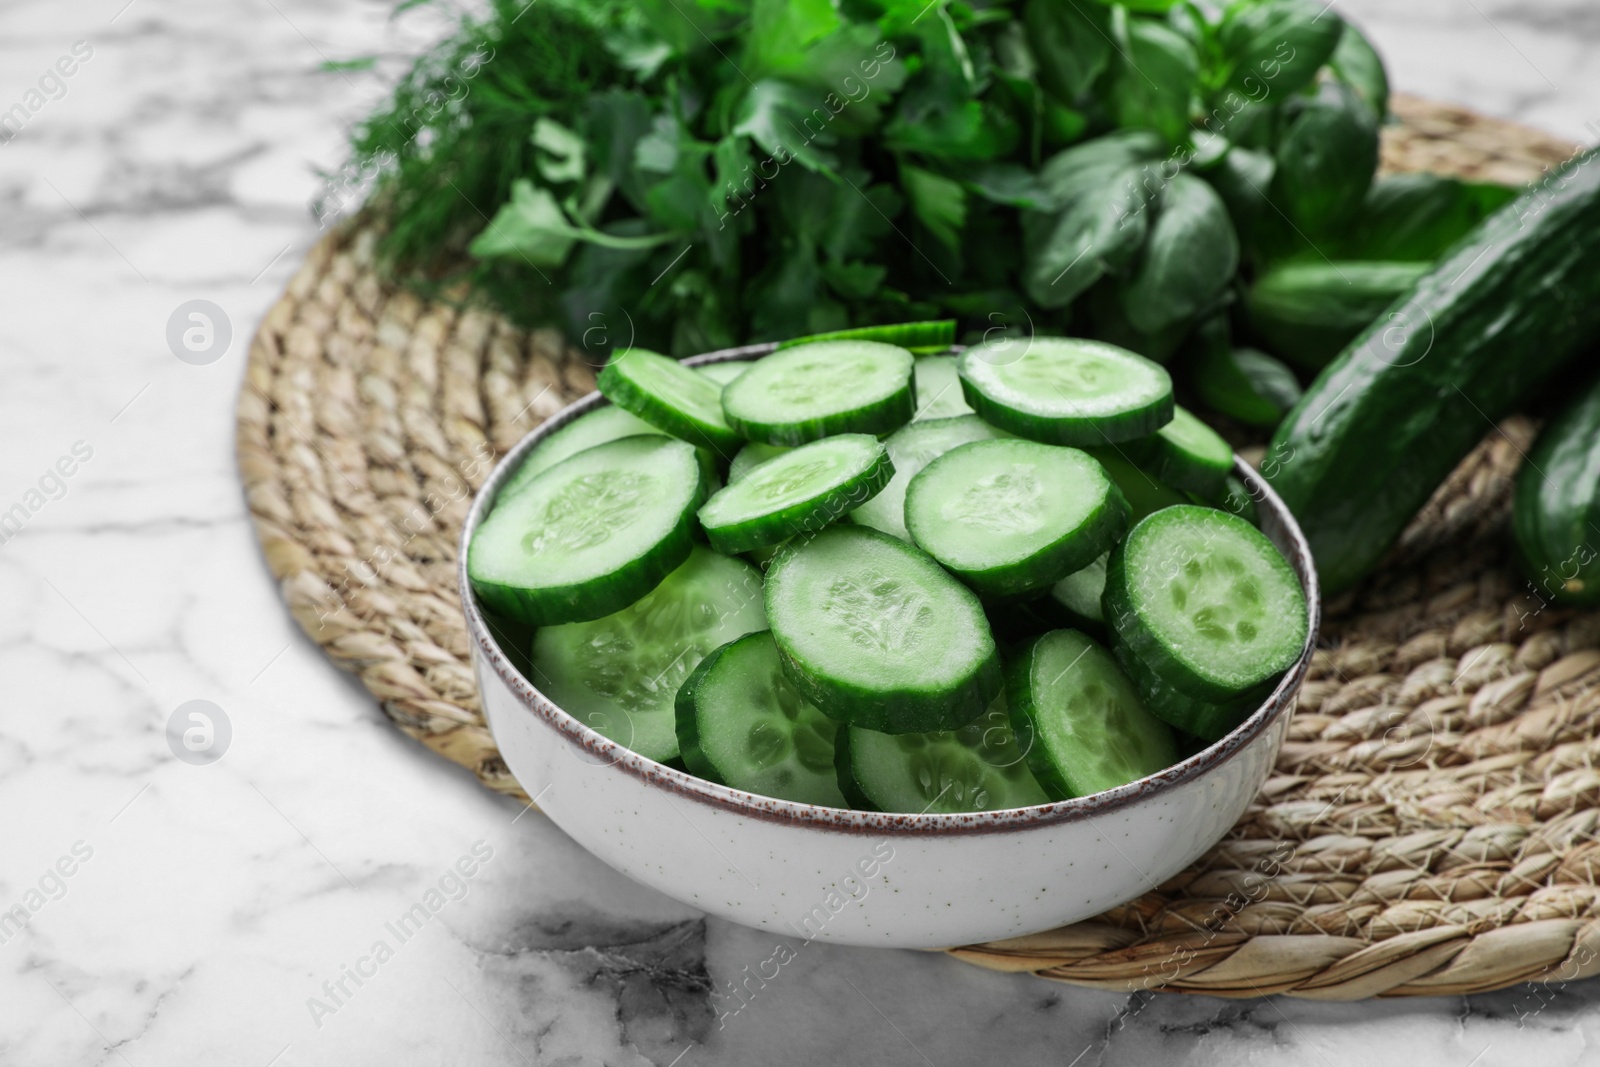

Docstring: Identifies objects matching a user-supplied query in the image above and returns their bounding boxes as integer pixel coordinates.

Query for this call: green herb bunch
[340,0,1511,407]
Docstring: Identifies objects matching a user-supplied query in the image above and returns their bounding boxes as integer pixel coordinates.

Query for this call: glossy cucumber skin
[777,320,956,355]
[1110,641,1264,742]
[764,526,1002,734]
[1266,147,1600,596]
[1246,260,1428,371]
[1513,376,1600,607]
[597,350,743,454]
[674,640,736,787]
[699,437,894,555]
[468,438,708,626]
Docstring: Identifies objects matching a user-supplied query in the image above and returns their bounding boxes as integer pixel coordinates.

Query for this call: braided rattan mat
[239,96,1595,998]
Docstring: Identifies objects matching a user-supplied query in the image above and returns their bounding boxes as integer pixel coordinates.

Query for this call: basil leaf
[1022,163,1148,309]
[1204,144,1274,254]
[1023,0,1110,103]
[1120,173,1239,333]
[1216,0,1344,99]
[1108,14,1198,146]
[1082,278,1188,363]
[1328,19,1388,121]
[1018,131,1166,307]
[1272,81,1377,236]
[1037,129,1164,208]
[1336,173,1519,261]
[1193,332,1303,428]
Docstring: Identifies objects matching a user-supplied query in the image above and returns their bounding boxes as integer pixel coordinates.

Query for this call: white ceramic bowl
[460,343,1321,949]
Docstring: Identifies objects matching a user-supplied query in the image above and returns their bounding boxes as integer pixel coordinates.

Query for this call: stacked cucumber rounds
[957,337,1173,445]
[1104,506,1307,740]
[468,325,1309,814]
[722,340,915,443]
[904,439,1127,598]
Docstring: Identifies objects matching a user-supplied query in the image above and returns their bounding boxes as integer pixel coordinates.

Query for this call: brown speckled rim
[458,342,1323,837]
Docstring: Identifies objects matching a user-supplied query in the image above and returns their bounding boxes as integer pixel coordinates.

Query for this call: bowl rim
[458,341,1322,836]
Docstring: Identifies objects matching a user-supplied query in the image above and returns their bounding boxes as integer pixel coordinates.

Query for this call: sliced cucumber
[1007,629,1177,799]
[905,439,1128,598]
[675,631,847,807]
[1104,505,1306,701]
[698,434,894,555]
[468,435,706,625]
[531,546,766,763]
[1126,406,1234,498]
[765,525,1001,733]
[778,320,956,354]
[957,337,1174,446]
[851,415,1010,542]
[913,355,975,420]
[1050,553,1108,631]
[721,340,915,445]
[697,361,751,386]
[1111,641,1265,742]
[836,694,1050,813]
[598,348,743,454]
[728,442,790,484]
[498,406,666,503]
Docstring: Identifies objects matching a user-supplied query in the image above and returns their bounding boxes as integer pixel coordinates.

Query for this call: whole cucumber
[1246,260,1430,371]
[1513,377,1600,607]
[1265,146,1600,595]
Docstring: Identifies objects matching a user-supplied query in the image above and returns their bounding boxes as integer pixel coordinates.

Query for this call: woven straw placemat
[238,95,1596,998]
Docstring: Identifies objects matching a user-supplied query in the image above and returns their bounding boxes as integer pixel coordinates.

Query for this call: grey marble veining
[2,1,1599,1065]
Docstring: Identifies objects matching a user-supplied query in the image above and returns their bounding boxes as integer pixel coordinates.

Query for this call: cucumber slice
[468,435,706,625]
[778,320,955,354]
[851,415,1010,542]
[1050,553,1108,629]
[1104,505,1306,701]
[1085,447,1188,522]
[1111,640,1265,742]
[1007,629,1177,799]
[904,439,1128,598]
[675,631,847,807]
[531,546,766,762]
[913,355,975,420]
[698,434,894,555]
[836,694,1050,813]
[721,340,915,445]
[598,348,743,454]
[697,361,751,385]
[498,406,666,503]
[728,442,791,485]
[1126,406,1233,497]
[957,337,1174,445]
[765,525,1002,733]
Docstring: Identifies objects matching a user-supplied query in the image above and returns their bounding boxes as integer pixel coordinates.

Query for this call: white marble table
[3,2,1598,1064]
